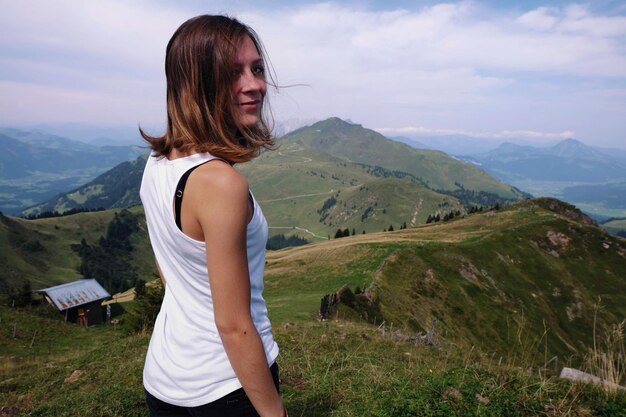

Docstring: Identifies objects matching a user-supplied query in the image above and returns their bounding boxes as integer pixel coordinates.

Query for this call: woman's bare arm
[187,163,285,417]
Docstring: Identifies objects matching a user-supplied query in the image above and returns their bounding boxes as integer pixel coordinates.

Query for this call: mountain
[3,124,143,146]
[23,118,527,238]
[458,139,626,219]
[562,182,626,210]
[284,118,525,199]
[601,217,626,237]
[390,134,509,155]
[386,135,428,150]
[0,128,144,214]
[465,139,626,183]
[19,155,148,217]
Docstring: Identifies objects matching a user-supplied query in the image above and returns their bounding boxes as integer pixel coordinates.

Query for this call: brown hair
[140,15,275,162]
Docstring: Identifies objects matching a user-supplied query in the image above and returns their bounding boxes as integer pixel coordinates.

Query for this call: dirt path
[268,226,328,240]
[259,190,335,203]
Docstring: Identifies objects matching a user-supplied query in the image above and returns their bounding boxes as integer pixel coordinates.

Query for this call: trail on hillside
[410,198,424,227]
[259,190,335,203]
[277,145,312,163]
[268,226,328,240]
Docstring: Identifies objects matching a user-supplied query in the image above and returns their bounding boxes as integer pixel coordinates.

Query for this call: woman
[139,15,287,417]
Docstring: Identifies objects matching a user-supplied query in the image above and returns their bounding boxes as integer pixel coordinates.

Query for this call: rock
[559,367,625,391]
[0,406,20,417]
[64,369,83,383]
[476,393,490,405]
[443,387,463,401]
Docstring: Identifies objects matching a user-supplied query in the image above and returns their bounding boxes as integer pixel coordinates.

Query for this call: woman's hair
[141,15,275,162]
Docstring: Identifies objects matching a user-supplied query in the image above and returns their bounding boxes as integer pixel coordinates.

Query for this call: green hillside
[19,119,525,238]
[4,197,623,361]
[602,218,626,236]
[0,206,155,292]
[19,156,148,217]
[285,118,527,199]
[239,142,464,238]
[262,198,626,361]
[2,303,624,417]
[1,197,625,416]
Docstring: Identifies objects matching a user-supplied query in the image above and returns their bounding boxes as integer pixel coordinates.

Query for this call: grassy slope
[603,218,626,235]
[370,205,626,359]
[263,200,626,362]
[1,199,626,416]
[285,118,524,198]
[0,206,155,290]
[2,305,624,417]
[19,118,526,225]
[239,142,464,238]
[20,156,147,217]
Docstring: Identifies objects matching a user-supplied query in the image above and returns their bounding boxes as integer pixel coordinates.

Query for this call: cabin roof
[36,279,110,311]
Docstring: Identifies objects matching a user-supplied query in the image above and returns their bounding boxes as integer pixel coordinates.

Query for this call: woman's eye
[253,65,265,75]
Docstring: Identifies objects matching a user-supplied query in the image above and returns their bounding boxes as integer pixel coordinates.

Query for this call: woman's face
[231,35,267,128]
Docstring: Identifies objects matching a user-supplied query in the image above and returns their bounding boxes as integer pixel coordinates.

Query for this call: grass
[239,144,465,237]
[583,301,625,393]
[1,305,624,417]
[601,218,626,236]
[1,198,625,415]
[0,206,156,291]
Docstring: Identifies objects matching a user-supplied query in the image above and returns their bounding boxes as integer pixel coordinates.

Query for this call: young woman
[139,15,287,417]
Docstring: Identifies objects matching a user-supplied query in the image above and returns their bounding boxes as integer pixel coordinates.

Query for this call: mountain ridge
[0,128,144,214]
[20,119,527,237]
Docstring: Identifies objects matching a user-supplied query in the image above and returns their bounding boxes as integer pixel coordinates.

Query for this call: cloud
[374,125,576,141]
[0,1,624,147]
[0,80,163,124]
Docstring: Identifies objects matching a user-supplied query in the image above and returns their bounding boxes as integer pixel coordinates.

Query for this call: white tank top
[140,152,279,407]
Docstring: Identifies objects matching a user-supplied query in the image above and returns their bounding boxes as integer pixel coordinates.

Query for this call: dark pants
[145,363,280,417]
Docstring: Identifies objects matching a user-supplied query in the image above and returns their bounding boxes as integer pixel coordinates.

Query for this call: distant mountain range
[392,134,515,155]
[392,136,626,220]
[463,139,626,183]
[0,128,144,214]
[19,118,527,237]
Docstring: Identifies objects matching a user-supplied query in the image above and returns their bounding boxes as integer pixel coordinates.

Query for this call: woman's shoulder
[191,160,249,198]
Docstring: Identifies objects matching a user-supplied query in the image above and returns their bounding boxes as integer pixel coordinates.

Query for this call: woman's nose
[240,70,265,92]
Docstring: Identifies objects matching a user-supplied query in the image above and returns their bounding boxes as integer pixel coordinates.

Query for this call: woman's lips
[240,100,260,110]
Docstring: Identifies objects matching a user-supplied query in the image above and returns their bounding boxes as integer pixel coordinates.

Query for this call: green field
[1,304,624,417]
[602,218,626,236]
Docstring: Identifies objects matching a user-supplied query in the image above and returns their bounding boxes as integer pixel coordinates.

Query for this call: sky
[1,0,625,148]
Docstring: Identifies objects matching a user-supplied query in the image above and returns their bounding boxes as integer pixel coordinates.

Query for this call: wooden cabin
[36,279,111,325]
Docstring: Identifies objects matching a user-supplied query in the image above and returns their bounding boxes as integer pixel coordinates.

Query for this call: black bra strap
[174,158,253,232]
[174,161,211,230]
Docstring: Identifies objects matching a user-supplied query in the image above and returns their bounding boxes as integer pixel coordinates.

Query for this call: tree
[8,280,32,307]
[388,224,394,232]
[135,279,146,299]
